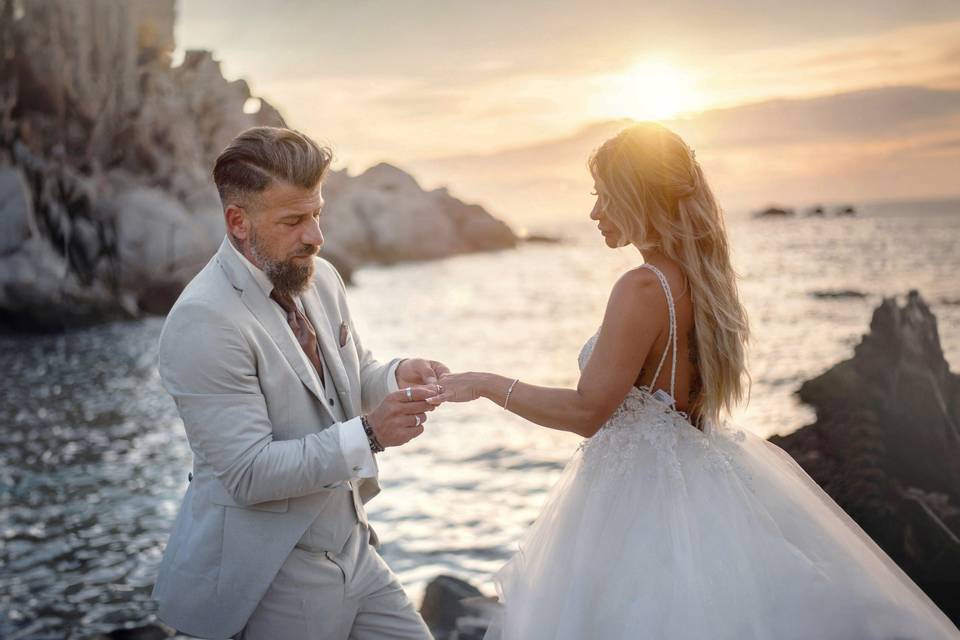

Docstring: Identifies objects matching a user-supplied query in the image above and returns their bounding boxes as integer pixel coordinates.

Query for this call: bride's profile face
[589,187,622,248]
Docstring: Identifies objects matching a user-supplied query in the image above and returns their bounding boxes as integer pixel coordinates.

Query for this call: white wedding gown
[484,264,959,640]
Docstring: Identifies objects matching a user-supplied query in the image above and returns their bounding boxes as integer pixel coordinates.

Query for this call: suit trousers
[237,522,431,640]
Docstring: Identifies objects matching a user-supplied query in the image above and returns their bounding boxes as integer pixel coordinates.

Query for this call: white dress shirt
[227,240,382,479]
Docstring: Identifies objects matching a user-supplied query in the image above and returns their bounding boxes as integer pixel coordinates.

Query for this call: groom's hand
[366,386,436,448]
[396,358,450,388]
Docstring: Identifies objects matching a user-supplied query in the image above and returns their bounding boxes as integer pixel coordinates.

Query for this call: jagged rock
[522,232,563,244]
[770,291,960,623]
[753,206,795,218]
[809,289,868,299]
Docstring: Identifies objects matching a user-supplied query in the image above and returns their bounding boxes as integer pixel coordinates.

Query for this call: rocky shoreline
[770,290,960,623]
[0,0,517,332]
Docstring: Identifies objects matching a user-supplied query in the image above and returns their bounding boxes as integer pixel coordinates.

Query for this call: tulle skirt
[484,397,959,640]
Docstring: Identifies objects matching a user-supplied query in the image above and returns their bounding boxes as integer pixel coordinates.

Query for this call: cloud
[674,86,960,148]
[408,84,960,223]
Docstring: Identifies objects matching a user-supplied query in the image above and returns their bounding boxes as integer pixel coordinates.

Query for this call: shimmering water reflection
[2,202,958,636]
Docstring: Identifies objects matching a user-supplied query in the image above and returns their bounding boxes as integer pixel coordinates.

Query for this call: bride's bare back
[631,259,702,417]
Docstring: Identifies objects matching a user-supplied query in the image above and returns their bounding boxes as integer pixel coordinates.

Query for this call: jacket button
[329,398,335,406]
[187,472,193,482]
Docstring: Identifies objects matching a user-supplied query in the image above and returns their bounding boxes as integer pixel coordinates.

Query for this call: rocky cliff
[0,0,516,331]
[320,163,516,274]
[770,291,960,623]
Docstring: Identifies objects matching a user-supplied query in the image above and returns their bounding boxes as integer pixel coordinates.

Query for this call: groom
[153,126,443,639]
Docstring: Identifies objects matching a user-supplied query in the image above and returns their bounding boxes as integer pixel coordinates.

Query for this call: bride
[428,123,960,639]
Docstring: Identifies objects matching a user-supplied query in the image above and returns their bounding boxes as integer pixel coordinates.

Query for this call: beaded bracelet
[503,378,520,411]
[361,415,385,453]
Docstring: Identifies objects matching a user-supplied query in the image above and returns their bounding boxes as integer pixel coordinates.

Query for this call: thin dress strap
[639,263,678,402]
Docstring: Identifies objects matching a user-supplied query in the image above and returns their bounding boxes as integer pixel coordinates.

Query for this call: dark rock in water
[805,205,826,217]
[420,574,499,640]
[836,204,857,216]
[770,290,960,624]
[421,574,484,636]
[86,623,179,639]
[753,206,795,219]
[809,289,868,299]
[522,232,563,244]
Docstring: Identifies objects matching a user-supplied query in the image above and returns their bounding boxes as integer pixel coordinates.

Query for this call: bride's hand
[426,372,486,404]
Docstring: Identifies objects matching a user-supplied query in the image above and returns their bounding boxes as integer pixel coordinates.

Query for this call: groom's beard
[249,227,318,296]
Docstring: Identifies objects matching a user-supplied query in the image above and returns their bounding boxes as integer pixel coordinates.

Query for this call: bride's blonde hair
[589,122,750,424]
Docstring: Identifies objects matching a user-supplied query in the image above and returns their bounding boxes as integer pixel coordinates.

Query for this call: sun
[598,59,703,121]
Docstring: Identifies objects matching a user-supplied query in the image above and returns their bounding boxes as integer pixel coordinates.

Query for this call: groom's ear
[224,204,250,241]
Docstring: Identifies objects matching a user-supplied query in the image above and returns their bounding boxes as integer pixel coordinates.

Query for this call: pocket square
[339,322,349,347]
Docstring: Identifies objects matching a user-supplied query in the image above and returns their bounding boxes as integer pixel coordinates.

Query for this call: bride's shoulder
[606,267,666,312]
[612,266,661,296]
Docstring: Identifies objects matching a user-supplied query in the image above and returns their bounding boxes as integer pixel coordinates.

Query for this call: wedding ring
[437,384,444,394]
[415,415,421,427]
[404,387,413,400]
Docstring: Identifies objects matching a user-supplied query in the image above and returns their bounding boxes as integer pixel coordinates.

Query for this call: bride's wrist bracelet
[503,378,520,411]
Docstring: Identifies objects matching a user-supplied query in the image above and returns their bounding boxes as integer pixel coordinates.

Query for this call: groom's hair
[213,127,333,210]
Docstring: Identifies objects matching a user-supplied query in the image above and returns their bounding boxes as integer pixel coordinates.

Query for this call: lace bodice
[577,330,746,480]
[576,329,693,431]
[574,265,745,479]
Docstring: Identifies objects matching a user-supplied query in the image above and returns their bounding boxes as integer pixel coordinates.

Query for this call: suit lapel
[215,238,337,422]
[301,287,357,416]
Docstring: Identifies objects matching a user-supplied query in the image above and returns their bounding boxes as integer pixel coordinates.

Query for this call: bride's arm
[431,269,665,438]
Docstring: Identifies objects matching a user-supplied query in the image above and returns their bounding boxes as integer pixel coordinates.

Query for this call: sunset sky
[177,1,960,225]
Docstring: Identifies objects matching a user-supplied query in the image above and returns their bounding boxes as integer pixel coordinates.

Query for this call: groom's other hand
[396,358,450,388]
[366,386,437,447]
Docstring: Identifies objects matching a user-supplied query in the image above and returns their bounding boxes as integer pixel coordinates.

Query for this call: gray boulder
[322,163,517,265]
[105,187,216,313]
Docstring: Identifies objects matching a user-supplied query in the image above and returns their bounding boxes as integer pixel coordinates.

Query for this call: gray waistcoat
[296,346,368,554]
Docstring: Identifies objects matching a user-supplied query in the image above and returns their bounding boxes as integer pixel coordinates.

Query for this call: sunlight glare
[600,59,703,120]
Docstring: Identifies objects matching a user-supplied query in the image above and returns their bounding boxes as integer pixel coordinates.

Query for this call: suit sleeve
[158,301,357,506]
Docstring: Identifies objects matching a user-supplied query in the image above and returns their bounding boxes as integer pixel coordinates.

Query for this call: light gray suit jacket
[152,237,400,638]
